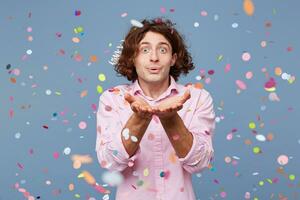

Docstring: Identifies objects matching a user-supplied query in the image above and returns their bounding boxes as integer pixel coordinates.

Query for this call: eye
[141,47,150,54]
[159,47,167,54]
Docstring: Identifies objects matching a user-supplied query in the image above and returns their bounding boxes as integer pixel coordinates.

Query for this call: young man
[96,18,216,200]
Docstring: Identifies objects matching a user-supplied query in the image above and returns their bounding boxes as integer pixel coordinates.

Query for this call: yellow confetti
[98,73,106,82]
[143,168,149,177]
[97,85,103,93]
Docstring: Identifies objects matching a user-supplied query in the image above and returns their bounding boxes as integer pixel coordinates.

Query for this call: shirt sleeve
[95,90,140,172]
[178,89,216,174]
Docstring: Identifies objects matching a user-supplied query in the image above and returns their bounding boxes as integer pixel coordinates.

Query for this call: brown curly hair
[114,17,195,82]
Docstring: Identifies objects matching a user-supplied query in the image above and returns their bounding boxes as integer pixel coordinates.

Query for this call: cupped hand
[124,93,154,119]
[152,89,191,120]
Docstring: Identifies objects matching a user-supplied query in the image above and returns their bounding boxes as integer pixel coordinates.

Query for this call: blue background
[1,0,299,199]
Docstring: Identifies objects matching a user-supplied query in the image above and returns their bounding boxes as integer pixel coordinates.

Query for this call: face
[133,31,177,86]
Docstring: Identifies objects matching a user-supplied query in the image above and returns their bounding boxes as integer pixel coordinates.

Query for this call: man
[96,18,216,200]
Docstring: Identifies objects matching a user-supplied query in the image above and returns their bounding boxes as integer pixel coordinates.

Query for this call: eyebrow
[139,42,171,48]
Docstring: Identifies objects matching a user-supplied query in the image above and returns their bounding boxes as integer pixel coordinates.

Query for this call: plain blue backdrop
[1,0,300,199]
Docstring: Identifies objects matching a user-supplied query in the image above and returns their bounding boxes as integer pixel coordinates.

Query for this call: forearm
[121,113,151,158]
[160,113,193,158]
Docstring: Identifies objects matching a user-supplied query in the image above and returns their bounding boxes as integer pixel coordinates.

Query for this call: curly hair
[114,17,195,82]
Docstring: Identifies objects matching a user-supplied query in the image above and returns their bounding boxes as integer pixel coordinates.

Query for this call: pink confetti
[93,184,110,194]
[225,64,231,73]
[236,80,247,90]
[17,162,24,169]
[53,152,59,159]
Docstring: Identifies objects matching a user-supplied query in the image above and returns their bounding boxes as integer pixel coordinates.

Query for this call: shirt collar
[131,75,179,101]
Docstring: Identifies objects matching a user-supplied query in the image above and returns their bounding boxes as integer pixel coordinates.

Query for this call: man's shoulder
[99,83,132,100]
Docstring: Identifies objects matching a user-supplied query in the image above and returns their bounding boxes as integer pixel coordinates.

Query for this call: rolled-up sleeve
[178,89,216,174]
[95,91,140,172]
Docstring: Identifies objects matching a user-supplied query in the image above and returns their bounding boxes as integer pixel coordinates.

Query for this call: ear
[171,53,177,66]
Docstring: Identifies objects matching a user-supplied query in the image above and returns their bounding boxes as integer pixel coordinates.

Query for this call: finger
[181,90,191,102]
[124,93,135,104]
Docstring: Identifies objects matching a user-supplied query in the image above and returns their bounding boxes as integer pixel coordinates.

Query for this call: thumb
[124,93,135,104]
[182,89,191,102]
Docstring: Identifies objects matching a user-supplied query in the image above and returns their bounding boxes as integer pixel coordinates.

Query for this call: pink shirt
[96,76,216,200]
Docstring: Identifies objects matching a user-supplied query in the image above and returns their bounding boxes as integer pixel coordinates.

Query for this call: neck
[138,77,170,99]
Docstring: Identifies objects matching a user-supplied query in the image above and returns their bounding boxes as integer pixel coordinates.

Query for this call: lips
[148,68,160,74]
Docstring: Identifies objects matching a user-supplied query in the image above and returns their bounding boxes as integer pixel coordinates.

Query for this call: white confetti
[122,128,130,140]
[255,134,266,142]
[130,19,143,28]
[101,171,124,187]
[130,135,138,142]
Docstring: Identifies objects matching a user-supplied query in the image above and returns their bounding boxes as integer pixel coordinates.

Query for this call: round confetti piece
[143,168,149,176]
[258,181,264,186]
[243,0,255,16]
[46,180,51,185]
[102,171,124,187]
[98,73,106,81]
[15,132,21,139]
[73,160,82,169]
[256,134,266,142]
[72,37,80,43]
[97,85,103,93]
[245,71,253,79]
[121,12,128,17]
[105,105,112,111]
[90,55,98,62]
[122,128,130,140]
[248,122,256,129]
[232,23,238,28]
[27,27,32,32]
[82,171,96,185]
[200,10,208,16]
[103,194,109,200]
[214,14,219,21]
[220,191,227,198]
[45,89,52,95]
[63,147,71,155]
[26,49,32,55]
[69,183,74,191]
[289,174,295,181]
[224,156,231,163]
[130,19,143,28]
[53,152,59,159]
[274,67,282,76]
[277,155,289,165]
[253,146,261,154]
[260,40,267,47]
[74,26,84,34]
[194,22,199,27]
[130,135,138,142]
[78,121,87,130]
[242,52,251,61]
[74,194,80,198]
[236,80,247,90]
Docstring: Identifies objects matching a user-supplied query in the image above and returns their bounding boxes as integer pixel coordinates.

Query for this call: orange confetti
[10,77,17,83]
[169,152,177,164]
[194,82,203,89]
[82,171,96,185]
[80,90,88,98]
[90,55,98,62]
[243,0,255,16]
[68,183,75,191]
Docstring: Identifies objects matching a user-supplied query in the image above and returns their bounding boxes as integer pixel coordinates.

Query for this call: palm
[152,90,191,119]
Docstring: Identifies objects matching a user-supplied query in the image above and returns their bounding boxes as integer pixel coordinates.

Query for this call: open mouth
[148,67,161,74]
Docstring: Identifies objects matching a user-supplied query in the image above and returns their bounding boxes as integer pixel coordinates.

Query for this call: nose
[150,50,159,62]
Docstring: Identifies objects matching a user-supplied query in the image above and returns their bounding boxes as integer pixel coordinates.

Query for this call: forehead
[139,31,171,46]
